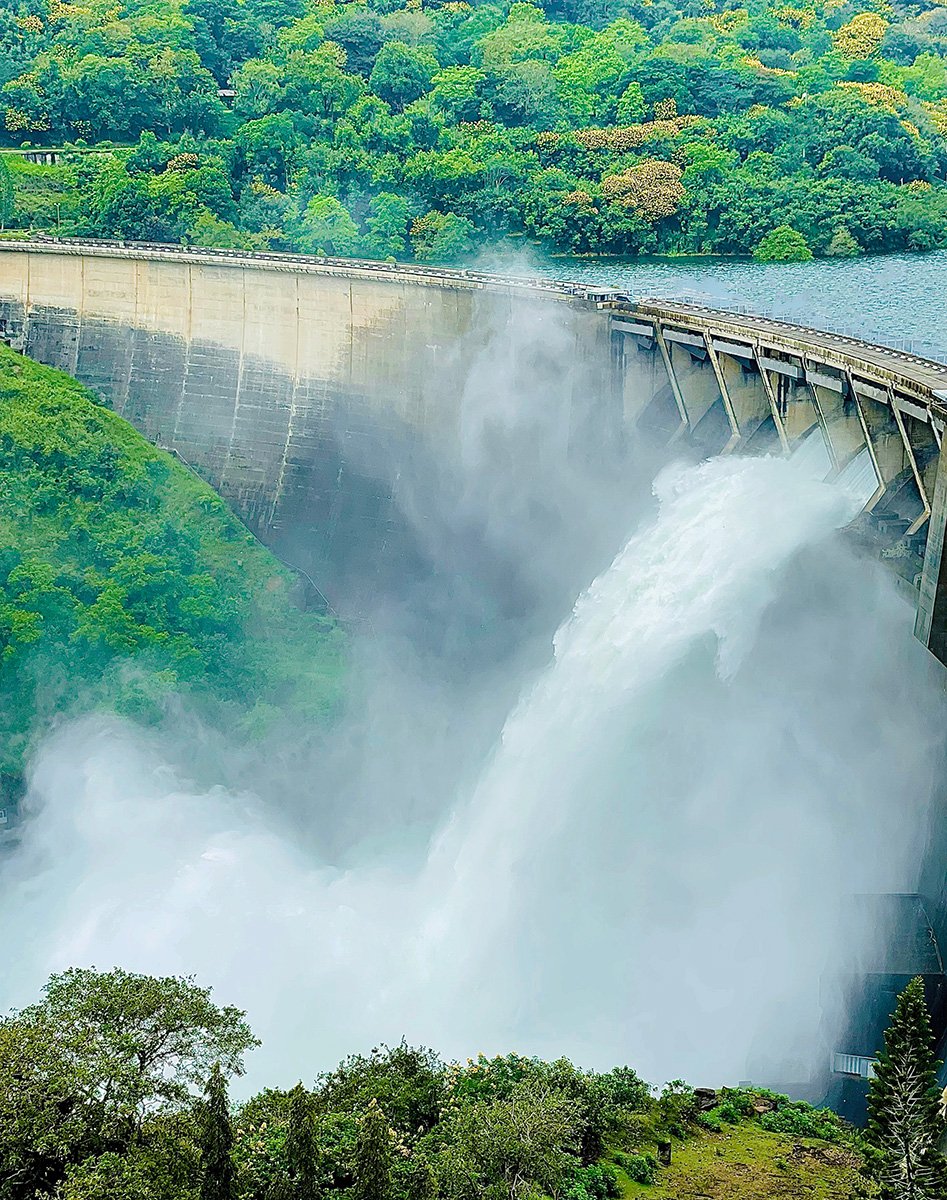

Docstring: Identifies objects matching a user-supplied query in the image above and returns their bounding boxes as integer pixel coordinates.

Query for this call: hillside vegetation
[2,0,947,259]
[618,1121,863,1198]
[0,343,344,783]
[0,966,869,1200]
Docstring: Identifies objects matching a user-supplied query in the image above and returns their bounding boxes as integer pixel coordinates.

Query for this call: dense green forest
[0,343,343,786]
[0,966,874,1200]
[2,0,947,258]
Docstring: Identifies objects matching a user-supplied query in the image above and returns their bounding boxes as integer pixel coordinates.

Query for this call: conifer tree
[285,1082,321,1200]
[200,1064,236,1200]
[867,976,947,1200]
[354,1099,392,1200]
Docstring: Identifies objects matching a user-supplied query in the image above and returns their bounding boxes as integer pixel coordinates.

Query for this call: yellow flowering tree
[601,159,686,220]
[833,12,888,58]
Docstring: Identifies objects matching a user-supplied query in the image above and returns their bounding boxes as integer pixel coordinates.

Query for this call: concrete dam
[4,238,947,1110]
[3,240,947,659]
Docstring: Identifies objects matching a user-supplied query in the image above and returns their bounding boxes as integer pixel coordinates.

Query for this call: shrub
[657,1080,698,1134]
[567,1163,622,1199]
[716,1089,754,1122]
[753,224,814,261]
[615,1152,658,1185]
[596,1066,651,1113]
[827,227,861,257]
[613,1112,655,1147]
[758,1100,848,1143]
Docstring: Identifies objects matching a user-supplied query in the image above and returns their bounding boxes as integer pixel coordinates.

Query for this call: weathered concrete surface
[0,243,631,619]
[5,241,947,657]
[0,244,615,544]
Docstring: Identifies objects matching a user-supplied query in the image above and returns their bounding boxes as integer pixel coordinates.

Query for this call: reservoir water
[532,251,947,361]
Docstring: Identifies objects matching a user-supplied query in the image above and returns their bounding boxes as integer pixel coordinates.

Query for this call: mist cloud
[2,453,943,1097]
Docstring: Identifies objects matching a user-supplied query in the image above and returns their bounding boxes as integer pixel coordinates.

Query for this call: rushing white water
[1,454,944,1091]
[434,453,863,895]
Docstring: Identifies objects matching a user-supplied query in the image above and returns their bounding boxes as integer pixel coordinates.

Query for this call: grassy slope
[0,343,344,776]
[612,1123,862,1199]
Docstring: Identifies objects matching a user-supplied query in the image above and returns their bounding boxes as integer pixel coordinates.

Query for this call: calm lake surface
[528,252,947,361]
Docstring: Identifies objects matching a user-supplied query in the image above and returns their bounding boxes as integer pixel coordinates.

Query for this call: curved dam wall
[5,240,947,653]
[0,245,615,522]
[6,240,947,1108]
[0,244,628,615]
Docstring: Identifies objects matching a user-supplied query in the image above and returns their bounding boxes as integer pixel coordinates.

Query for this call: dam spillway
[3,239,947,660]
[3,239,947,1115]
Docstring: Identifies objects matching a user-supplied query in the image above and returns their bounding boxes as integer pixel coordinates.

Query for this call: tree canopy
[0,968,872,1200]
[5,0,947,259]
[0,968,257,1200]
[0,343,344,790]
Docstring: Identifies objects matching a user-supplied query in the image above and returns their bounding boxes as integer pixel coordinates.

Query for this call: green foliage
[656,1080,698,1137]
[353,1101,392,1200]
[300,194,359,255]
[613,1152,657,1184]
[567,1162,622,1198]
[410,210,475,261]
[0,967,255,1200]
[200,1066,236,1200]
[0,344,344,777]
[283,1084,321,1200]
[827,227,861,256]
[319,1043,446,1136]
[4,0,947,258]
[0,154,13,226]
[59,1118,201,1200]
[758,1099,850,1142]
[405,1157,437,1200]
[364,192,412,259]
[866,976,947,1198]
[426,1076,584,1200]
[753,223,815,261]
[5,153,85,232]
[370,43,439,112]
[0,966,869,1200]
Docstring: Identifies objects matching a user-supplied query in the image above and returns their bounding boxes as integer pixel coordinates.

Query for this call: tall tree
[200,1065,235,1200]
[354,1100,392,1200]
[867,976,947,1200]
[369,42,438,111]
[285,1083,321,1200]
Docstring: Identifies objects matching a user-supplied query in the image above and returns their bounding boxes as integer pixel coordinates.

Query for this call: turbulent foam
[1,454,943,1091]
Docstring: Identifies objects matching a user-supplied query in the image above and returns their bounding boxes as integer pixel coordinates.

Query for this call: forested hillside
[0,344,343,785]
[2,0,947,258]
[0,967,866,1200]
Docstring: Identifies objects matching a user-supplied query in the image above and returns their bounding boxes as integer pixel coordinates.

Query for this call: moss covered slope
[614,1122,862,1199]
[602,1086,865,1200]
[0,343,344,776]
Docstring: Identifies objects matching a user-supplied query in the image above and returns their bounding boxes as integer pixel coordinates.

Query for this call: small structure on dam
[2,238,947,1109]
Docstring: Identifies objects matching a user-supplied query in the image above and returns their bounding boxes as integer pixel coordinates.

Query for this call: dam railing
[17,235,617,301]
